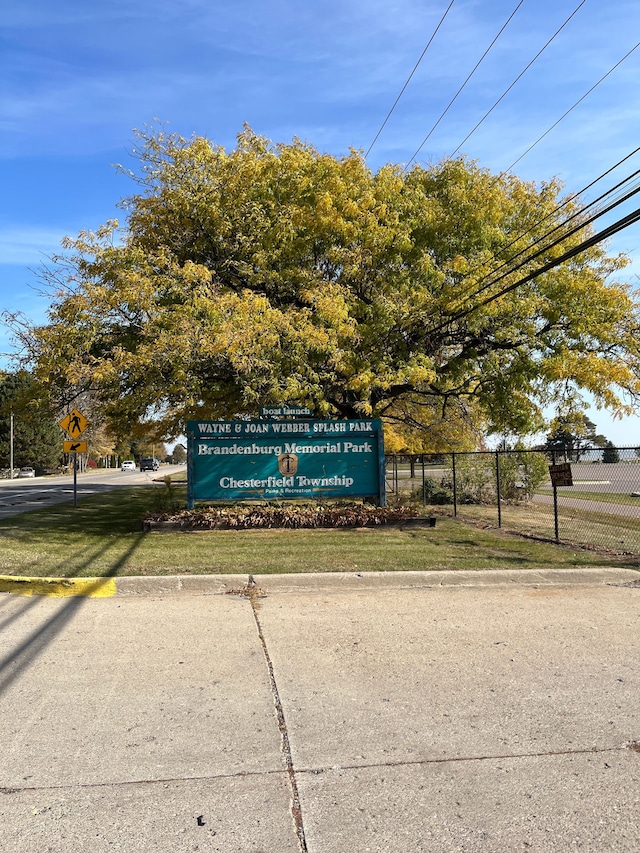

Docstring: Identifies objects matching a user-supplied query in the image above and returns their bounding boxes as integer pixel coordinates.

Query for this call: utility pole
[9,410,14,479]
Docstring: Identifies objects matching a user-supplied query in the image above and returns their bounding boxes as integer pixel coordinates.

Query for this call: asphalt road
[1,569,639,852]
[553,462,640,494]
[0,465,186,519]
[534,492,640,519]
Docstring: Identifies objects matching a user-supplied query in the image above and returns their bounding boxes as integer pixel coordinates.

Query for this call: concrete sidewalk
[1,569,639,851]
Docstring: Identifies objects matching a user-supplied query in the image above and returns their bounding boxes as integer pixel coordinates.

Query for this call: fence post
[452,452,457,517]
[495,449,502,528]
[552,450,560,542]
[421,454,426,507]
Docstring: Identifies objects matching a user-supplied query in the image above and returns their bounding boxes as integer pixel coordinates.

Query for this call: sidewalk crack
[233,575,308,853]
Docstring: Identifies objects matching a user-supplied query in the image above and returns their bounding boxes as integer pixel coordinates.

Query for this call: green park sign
[187,419,385,506]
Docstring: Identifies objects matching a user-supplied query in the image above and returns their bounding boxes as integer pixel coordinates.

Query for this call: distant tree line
[0,370,62,473]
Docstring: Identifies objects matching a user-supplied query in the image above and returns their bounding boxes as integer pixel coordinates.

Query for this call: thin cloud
[0,227,68,265]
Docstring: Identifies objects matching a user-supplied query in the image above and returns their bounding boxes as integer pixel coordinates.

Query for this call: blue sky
[2,0,640,444]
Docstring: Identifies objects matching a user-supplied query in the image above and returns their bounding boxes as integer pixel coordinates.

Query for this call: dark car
[140,458,159,472]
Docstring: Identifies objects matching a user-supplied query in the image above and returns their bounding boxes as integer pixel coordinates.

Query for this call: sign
[58,408,90,511]
[187,419,385,506]
[63,440,87,454]
[59,408,89,438]
[549,462,573,487]
[260,405,314,418]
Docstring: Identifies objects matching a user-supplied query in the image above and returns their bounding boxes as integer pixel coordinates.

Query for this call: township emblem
[278,453,298,476]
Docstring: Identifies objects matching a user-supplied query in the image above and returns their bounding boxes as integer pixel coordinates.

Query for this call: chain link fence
[386,449,640,556]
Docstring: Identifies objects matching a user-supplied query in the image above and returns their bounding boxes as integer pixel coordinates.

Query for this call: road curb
[0,568,637,597]
[0,575,118,598]
[251,567,640,593]
[114,574,248,596]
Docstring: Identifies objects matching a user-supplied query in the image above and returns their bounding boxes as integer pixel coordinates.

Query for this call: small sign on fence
[549,462,573,487]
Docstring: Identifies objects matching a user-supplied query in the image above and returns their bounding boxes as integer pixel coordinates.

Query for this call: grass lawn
[456,499,640,555]
[0,485,637,578]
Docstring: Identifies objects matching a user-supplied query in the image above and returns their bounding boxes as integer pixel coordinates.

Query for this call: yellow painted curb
[0,575,117,598]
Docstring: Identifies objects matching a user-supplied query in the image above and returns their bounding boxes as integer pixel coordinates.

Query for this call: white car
[121,460,136,471]
[19,467,36,478]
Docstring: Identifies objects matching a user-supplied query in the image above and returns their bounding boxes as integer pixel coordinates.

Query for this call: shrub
[514,450,548,499]
[151,476,184,513]
[410,477,454,505]
[448,454,494,504]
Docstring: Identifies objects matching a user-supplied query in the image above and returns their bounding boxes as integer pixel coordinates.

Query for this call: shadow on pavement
[0,535,146,698]
[0,538,128,633]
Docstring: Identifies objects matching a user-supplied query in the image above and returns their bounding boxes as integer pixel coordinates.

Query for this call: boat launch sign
[187,419,385,506]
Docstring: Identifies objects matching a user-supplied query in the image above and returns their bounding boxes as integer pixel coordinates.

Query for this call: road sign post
[58,409,90,509]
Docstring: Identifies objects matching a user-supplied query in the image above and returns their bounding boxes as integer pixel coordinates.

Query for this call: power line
[461,167,640,305]
[503,39,640,174]
[427,192,640,336]
[402,147,640,335]
[408,149,640,341]
[364,0,457,160]
[492,180,640,288]
[446,0,587,160]
[459,203,640,320]
[406,144,640,330]
[489,145,640,273]
[404,0,526,171]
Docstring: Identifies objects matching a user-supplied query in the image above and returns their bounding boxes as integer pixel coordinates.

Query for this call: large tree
[19,126,640,444]
[542,413,604,461]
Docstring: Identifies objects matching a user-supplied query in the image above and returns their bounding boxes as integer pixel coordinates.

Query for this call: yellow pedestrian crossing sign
[59,409,89,438]
[63,440,88,454]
